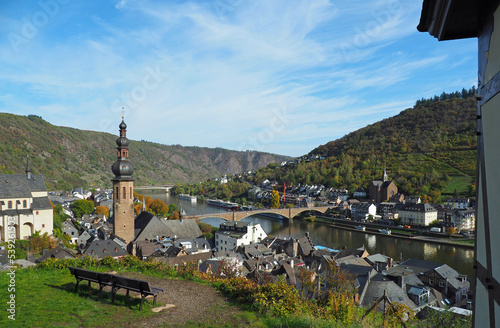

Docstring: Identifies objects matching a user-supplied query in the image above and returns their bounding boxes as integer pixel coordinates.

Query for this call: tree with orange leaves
[149,199,169,218]
[94,205,109,218]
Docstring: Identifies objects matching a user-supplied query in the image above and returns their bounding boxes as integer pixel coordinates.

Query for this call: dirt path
[116,272,253,327]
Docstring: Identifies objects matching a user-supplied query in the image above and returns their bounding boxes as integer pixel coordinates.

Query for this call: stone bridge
[189,206,332,223]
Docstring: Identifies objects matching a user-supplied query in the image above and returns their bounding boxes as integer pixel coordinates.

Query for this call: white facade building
[0,161,53,240]
[399,203,437,227]
[215,221,267,252]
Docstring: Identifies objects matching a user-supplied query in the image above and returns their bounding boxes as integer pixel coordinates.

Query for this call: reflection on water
[423,243,439,258]
[365,235,376,249]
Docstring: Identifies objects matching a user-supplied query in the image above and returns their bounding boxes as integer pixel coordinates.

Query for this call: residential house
[397,259,470,305]
[443,198,470,210]
[77,230,93,249]
[215,221,267,252]
[398,203,437,226]
[61,219,79,244]
[359,273,417,313]
[353,187,367,199]
[405,196,422,204]
[446,209,475,231]
[350,203,377,221]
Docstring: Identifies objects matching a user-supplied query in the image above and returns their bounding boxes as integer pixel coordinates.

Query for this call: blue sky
[0,0,477,157]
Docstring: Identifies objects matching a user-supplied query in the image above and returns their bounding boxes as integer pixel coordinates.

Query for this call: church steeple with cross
[111,116,135,246]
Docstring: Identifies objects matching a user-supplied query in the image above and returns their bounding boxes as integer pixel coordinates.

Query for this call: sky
[0,0,477,157]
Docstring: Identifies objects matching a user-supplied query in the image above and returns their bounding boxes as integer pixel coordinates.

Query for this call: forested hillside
[250,88,477,202]
[0,113,289,190]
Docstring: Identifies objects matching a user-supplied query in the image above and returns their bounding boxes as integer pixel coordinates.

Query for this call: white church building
[0,158,53,240]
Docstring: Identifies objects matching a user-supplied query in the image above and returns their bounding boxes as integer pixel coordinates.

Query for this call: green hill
[250,89,477,202]
[0,113,289,190]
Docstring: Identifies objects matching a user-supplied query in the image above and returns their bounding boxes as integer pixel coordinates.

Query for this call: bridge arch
[192,206,332,223]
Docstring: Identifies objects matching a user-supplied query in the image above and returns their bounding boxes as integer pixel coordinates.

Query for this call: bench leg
[75,279,80,292]
[111,287,117,303]
[153,295,157,305]
[140,295,145,311]
[98,285,104,300]
[126,290,130,297]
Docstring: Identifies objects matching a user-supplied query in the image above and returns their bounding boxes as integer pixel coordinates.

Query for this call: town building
[443,197,470,210]
[61,219,79,244]
[353,187,367,198]
[0,157,53,240]
[398,203,437,227]
[447,209,475,231]
[111,118,135,245]
[215,221,267,252]
[369,169,398,203]
[350,203,377,221]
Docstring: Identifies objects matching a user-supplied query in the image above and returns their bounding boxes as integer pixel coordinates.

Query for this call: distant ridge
[0,113,289,190]
[250,88,477,202]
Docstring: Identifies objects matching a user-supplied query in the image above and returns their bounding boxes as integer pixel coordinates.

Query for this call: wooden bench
[111,275,164,310]
[68,266,113,299]
[68,267,164,310]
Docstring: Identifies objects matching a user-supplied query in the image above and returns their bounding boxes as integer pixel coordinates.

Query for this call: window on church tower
[8,201,12,209]
[23,200,27,208]
[130,187,132,199]
[123,187,126,199]
[116,187,119,200]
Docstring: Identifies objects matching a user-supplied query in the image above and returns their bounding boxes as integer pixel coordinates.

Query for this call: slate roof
[82,239,128,258]
[0,174,47,199]
[402,203,436,213]
[399,258,442,275]
[32,196,53,210]
[35,246,77,263]
[365,254,390,265]
[334,246,368,260]
[434,264,469,290]
[360,273,417,311]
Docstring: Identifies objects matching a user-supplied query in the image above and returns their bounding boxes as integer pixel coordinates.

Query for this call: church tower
[383,168,388,182]
[112,117,135,245]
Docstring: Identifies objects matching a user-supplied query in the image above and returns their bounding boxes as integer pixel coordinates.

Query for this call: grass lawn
[0,267,158,327]
[443,175,473,195]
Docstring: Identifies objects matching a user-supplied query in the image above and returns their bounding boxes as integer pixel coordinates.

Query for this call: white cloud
[0,0,477,157]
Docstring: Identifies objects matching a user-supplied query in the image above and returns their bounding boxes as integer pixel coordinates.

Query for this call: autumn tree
[94,205,109,217]
[149,199,169,217]
[446,226,457,237]
[271,190,280,208]
[72,199,94,218]
[29,231,58,255]
[168,211,179,220]
[298,266,317,299]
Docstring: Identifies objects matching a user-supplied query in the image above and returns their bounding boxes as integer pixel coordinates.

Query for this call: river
[141,192,474,278]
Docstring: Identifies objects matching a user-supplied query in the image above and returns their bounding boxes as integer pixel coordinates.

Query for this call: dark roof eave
[417,0,486,41]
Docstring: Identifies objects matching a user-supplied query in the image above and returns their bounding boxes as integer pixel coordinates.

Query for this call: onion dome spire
[111,117,134,180]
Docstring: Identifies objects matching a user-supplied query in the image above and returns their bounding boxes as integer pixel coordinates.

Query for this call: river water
[142,192,474,278]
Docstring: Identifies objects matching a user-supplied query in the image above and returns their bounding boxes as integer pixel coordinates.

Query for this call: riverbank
[312,217,475,249]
